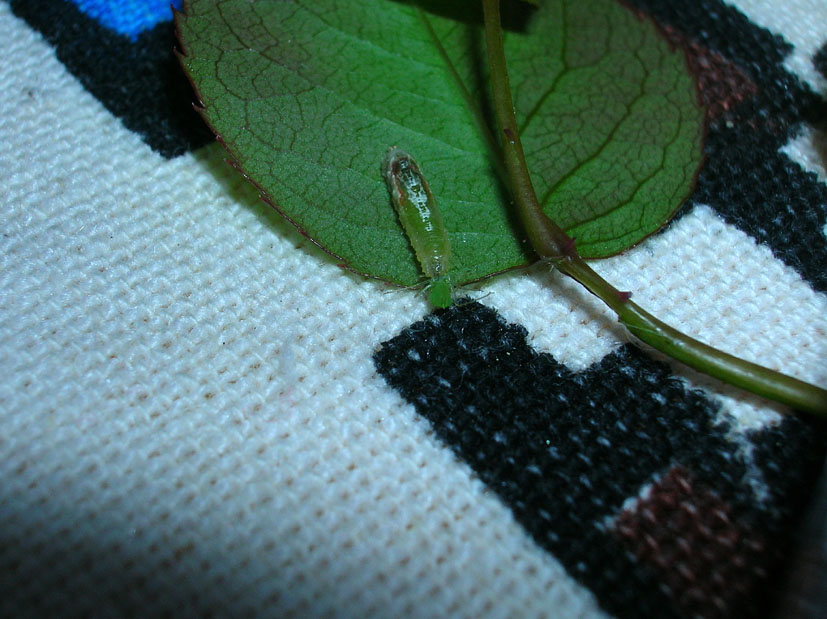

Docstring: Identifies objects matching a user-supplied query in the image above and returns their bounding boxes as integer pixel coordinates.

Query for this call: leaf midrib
[417,8,508,185]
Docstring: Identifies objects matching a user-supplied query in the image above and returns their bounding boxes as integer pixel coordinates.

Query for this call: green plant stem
[481,0,827,416]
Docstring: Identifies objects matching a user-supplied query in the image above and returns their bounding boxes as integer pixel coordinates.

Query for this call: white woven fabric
[0,0,824,617]
[731,0,827,92]
[0,4,606,616]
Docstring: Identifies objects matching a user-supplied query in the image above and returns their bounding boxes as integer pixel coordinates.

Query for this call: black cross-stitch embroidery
[8,0,211,158]
[374,302,826,618]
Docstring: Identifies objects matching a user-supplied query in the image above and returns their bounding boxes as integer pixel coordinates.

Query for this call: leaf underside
[177,0,704,287]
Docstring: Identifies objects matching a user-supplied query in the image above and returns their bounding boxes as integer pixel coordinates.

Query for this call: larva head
[428,279,453,309]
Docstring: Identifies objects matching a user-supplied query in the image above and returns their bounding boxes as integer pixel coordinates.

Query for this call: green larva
[382,147,453,308]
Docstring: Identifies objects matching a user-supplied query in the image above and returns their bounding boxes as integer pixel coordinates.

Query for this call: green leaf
[177,0,704,286]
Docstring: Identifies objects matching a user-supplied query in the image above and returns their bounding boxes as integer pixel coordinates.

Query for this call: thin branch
[481,0,827,416]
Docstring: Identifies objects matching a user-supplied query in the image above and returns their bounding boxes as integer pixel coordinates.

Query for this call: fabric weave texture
[0,1,825,617]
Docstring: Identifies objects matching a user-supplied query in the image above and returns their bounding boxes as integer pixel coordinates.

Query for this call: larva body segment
[383,147,454,308]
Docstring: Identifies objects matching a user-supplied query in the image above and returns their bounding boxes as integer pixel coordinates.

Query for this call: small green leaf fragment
[428,279,454,309]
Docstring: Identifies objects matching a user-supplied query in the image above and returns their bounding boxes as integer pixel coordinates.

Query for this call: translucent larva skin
[383,147,454,308]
